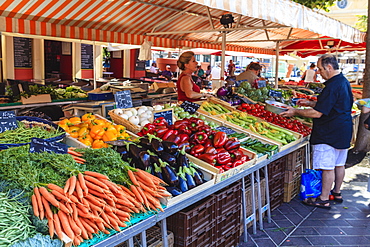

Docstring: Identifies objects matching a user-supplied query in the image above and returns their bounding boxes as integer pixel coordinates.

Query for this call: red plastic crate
[167,196,216,244]
[214,181,242,217]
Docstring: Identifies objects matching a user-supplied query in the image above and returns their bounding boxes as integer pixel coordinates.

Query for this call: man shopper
[280,54,353,209]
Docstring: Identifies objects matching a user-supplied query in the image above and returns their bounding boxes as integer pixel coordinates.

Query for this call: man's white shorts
[312,144,348,170]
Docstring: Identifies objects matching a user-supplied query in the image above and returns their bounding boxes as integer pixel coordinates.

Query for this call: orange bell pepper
[102,130,117,142]
[69,117,82,126]
[92,139,108,149]
[81,113,96,122]
[78,122,90,129]
[69,126,80,139]
[78,136,92,146]
[59,119,71,126]
[78,127,89,138]
[90,125,105,140]
[114,125,126,135]
[105,124,118,135]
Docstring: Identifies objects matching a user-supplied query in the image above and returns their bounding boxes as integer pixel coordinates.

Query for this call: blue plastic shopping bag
[300,169,322,200]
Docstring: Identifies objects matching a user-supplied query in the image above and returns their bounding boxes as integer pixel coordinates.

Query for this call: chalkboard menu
[114,90,133,109]
[268,89,283,98]
[81,44,93,69]
[154,109,173,125]
[0,111,18,133]
[180,101,201,114]
[30,138,68,154]
[14,37,32,68]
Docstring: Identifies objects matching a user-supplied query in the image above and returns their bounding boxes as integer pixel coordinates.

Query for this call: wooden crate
[21,94,51,104]
[283,176,301,202]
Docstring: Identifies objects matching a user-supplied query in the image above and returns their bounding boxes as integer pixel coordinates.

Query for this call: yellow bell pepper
[69,117,82,126]
[92,139,108,149]
[90,125,105,140]
[78,135,92,146]
[78,127,89,137]
[102,130,117,142]
[69,126,80,138]
[81,113,96,122]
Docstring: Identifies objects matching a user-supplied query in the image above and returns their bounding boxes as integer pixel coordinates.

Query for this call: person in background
[209,62,223,90]
[160,65,173,80]
[228,60,236,77]
[280,54,353,209]
[176,51,211,102]
[205,65,211,79]
[299,62,307,77]
[150,62,159,74]
[196,65,205,79]
[302,63,317,84]
[235,62,262,86]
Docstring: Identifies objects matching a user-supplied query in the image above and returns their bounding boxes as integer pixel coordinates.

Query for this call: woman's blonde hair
[177,51,195,70]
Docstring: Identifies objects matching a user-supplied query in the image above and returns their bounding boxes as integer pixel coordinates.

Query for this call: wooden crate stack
[283,147,305,202]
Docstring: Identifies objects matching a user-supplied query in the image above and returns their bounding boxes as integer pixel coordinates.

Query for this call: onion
[114,109,123,115]
[123,110,133,118]
[120,113,129,120]
[129,116,140,126]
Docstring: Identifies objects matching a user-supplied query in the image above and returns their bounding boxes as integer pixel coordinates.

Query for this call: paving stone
[264,228,287,244]
[253,238,277,247]
[349,211,370,219]
[334,236,370,245]
[280,236,312,246]
[340,226,370,235]
[284,213,303,225]
[300,219,326,227]
[346,219,370,227]
[323,219,351,226]
[306,236,340,245]
[247,228,269,239]
[313,227,345,235]
[291,226,319,236]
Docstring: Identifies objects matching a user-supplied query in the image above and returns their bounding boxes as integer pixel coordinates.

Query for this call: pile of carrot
[68,148,86,164]
[31,169,170,246]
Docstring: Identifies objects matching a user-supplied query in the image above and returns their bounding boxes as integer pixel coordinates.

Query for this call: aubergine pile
[109,135,205,197]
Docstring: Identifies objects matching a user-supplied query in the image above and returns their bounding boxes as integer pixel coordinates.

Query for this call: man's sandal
[302,197,331,209]
[330,190,343,203]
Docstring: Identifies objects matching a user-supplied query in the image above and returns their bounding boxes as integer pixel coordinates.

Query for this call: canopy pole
[221,31,226,81]
[93,41,97,90]
[274,41,280,89]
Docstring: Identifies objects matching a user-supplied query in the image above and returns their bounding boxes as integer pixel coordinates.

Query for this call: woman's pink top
[177,73,201,102]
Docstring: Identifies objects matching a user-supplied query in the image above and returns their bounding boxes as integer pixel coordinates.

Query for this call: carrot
[67,193,79,204]
[47,183,64,194]
[68,149,83,157]
[106,214,121,232]
[85,180,105,193]
[145,193,164,212]
[84,171,109,180]
[88,188,116,201]
[80,218,97,233]
[100,211,111,224]
[68,176,77,196]
[99,179,120,193]
[65,203,73,215]
[73,237,81,246]
[78,173,88,195]
[84,194,105,207]
[64,178,70,194]
[130,185,143,204]
[68,215,82,236]
[105,198,116,207]
[119,185,136,197]
[76,217,90,239]
[115,197,135,208]
[116,215,130,223]
[50,189,72,203]
[137,186,150,209]
[39,187,60,208]
[73,156,86,163]
[96,221,105,231]
[76,209,103,223]
[127,169,140,186]
[88,202,104,213]
[137,170,166,185]
[121,191,142,208]
[102,229,110,234]
[112,209,130,218]
[134,169,156,188]
[75,180,84,199]
[72,203,78,221]
[81,198,91,209]
[53,213,64,239]
[76,203,90,214]
[33,187,45,219]
[136,180,160,197]
[58,210,75,240]
[84,175,109,190]
[41,196,53,220]
[31,195,39,217]
[115,204,133,213]
[75,160,84,164]
[47,217,54,238]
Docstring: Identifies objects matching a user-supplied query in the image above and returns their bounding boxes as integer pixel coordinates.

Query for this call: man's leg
[320,169,335,201]
[332,165,345,200]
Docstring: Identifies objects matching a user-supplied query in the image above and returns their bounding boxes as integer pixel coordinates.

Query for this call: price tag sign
[268,89,283,98]
[257,80,266,88]
[114,90,133,109]
[30,138,68,154]
[0,111,18,133]
[153,109,173,125]
[180,101,200,114]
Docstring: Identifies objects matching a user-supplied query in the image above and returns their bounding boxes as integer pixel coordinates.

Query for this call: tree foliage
[292,0,336,12]
[355,15,368,32]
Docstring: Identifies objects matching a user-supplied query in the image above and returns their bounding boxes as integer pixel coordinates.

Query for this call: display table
[92,139,309,247]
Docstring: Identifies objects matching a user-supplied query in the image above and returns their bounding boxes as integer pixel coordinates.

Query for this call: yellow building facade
[321,0,367,27]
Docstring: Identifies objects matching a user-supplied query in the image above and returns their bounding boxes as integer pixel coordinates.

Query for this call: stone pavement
[239,158,370,247]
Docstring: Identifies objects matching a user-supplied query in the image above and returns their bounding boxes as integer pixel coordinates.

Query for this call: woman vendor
[177,51,211,102]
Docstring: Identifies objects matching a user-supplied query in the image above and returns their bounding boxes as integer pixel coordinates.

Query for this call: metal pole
[256,170,263,230]
[274,41,280,89]
[160,219,168,247]
[241,177,248,242]
[264,165,272,223]
[93,41,97,90]
[251,172,257,234]
[221,31,226,82]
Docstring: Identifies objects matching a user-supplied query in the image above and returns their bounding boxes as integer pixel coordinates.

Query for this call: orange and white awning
[0,0,365,54]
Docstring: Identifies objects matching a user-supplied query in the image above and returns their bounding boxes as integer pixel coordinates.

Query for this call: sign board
[14,37,32,68]
[268,89,283,98]
[0,111,18,133]
[29,138,68,154]
[81,44,93,69]
[153,109,173,125]
[257,80,267,88]
[180,101,200,114]
[114,90,133,109]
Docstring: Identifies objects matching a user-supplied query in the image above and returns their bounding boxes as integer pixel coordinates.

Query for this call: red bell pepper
[221,164,232,171]
[153,117,168,127]
[204,146,217,154]
[224,137,240,151]
[178,133,189,143]
[229,149,243,161]
[198,153,217,165]
[173,119,189,129]
[167,134,181,145]
[154,128,169,138]
[178,125,192,135]
[189,117,205,131]
[213,131,228,148]
[216,150,231,165]
[162,129,175,140]
[198,125,212,135]
[215,166,225,173]
[190,144,205,156]
[192,131,208,144]
[231,160,244,168]
[142,123,156,135]
[203,139,213,148]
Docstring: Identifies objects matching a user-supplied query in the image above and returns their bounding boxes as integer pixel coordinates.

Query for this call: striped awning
[0,0,365,55]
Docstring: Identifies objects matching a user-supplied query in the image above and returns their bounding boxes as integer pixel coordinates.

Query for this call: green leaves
[292,0,335,12]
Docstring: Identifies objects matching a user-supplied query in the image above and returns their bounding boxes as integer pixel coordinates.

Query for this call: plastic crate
[215,227,241,247]
[114,226,174,247]
[284,162,303,183]
[216,206,241,239]
[167,196,216,244]
[285,147,305,170]
[284,176,301,202]
[174,222,216,247]
[214,181,242,217]
[268,156,286,180]
[270,190,284,211]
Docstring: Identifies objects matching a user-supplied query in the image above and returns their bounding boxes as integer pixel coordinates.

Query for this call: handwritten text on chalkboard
[81,44,93,69]
[115,90,133,109]
[0,111,18,133]
[180,101,200,114]
[29,138,68,154]
[154,109,173,125]
[14,37,33,68]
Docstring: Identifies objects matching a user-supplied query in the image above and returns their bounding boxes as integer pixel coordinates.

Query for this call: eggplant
[183,167,196,189]
[166,186,182,197]
[160,159,178,186]
[153,163,164,180]
[175,146,189,171]
[160,152,177,167]
[128,143,143,158]
[162,141,179,155]
[138,151,151,170]
[177,167,189,192]
[189,166,204,186]
[138,136,151,149]
[150,154,161,166]
[150,138,164,154]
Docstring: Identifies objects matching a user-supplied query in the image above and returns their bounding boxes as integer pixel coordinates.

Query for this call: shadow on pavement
[345,148,366,168]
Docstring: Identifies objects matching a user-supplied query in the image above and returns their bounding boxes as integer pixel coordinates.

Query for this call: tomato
[329,195,335,201]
